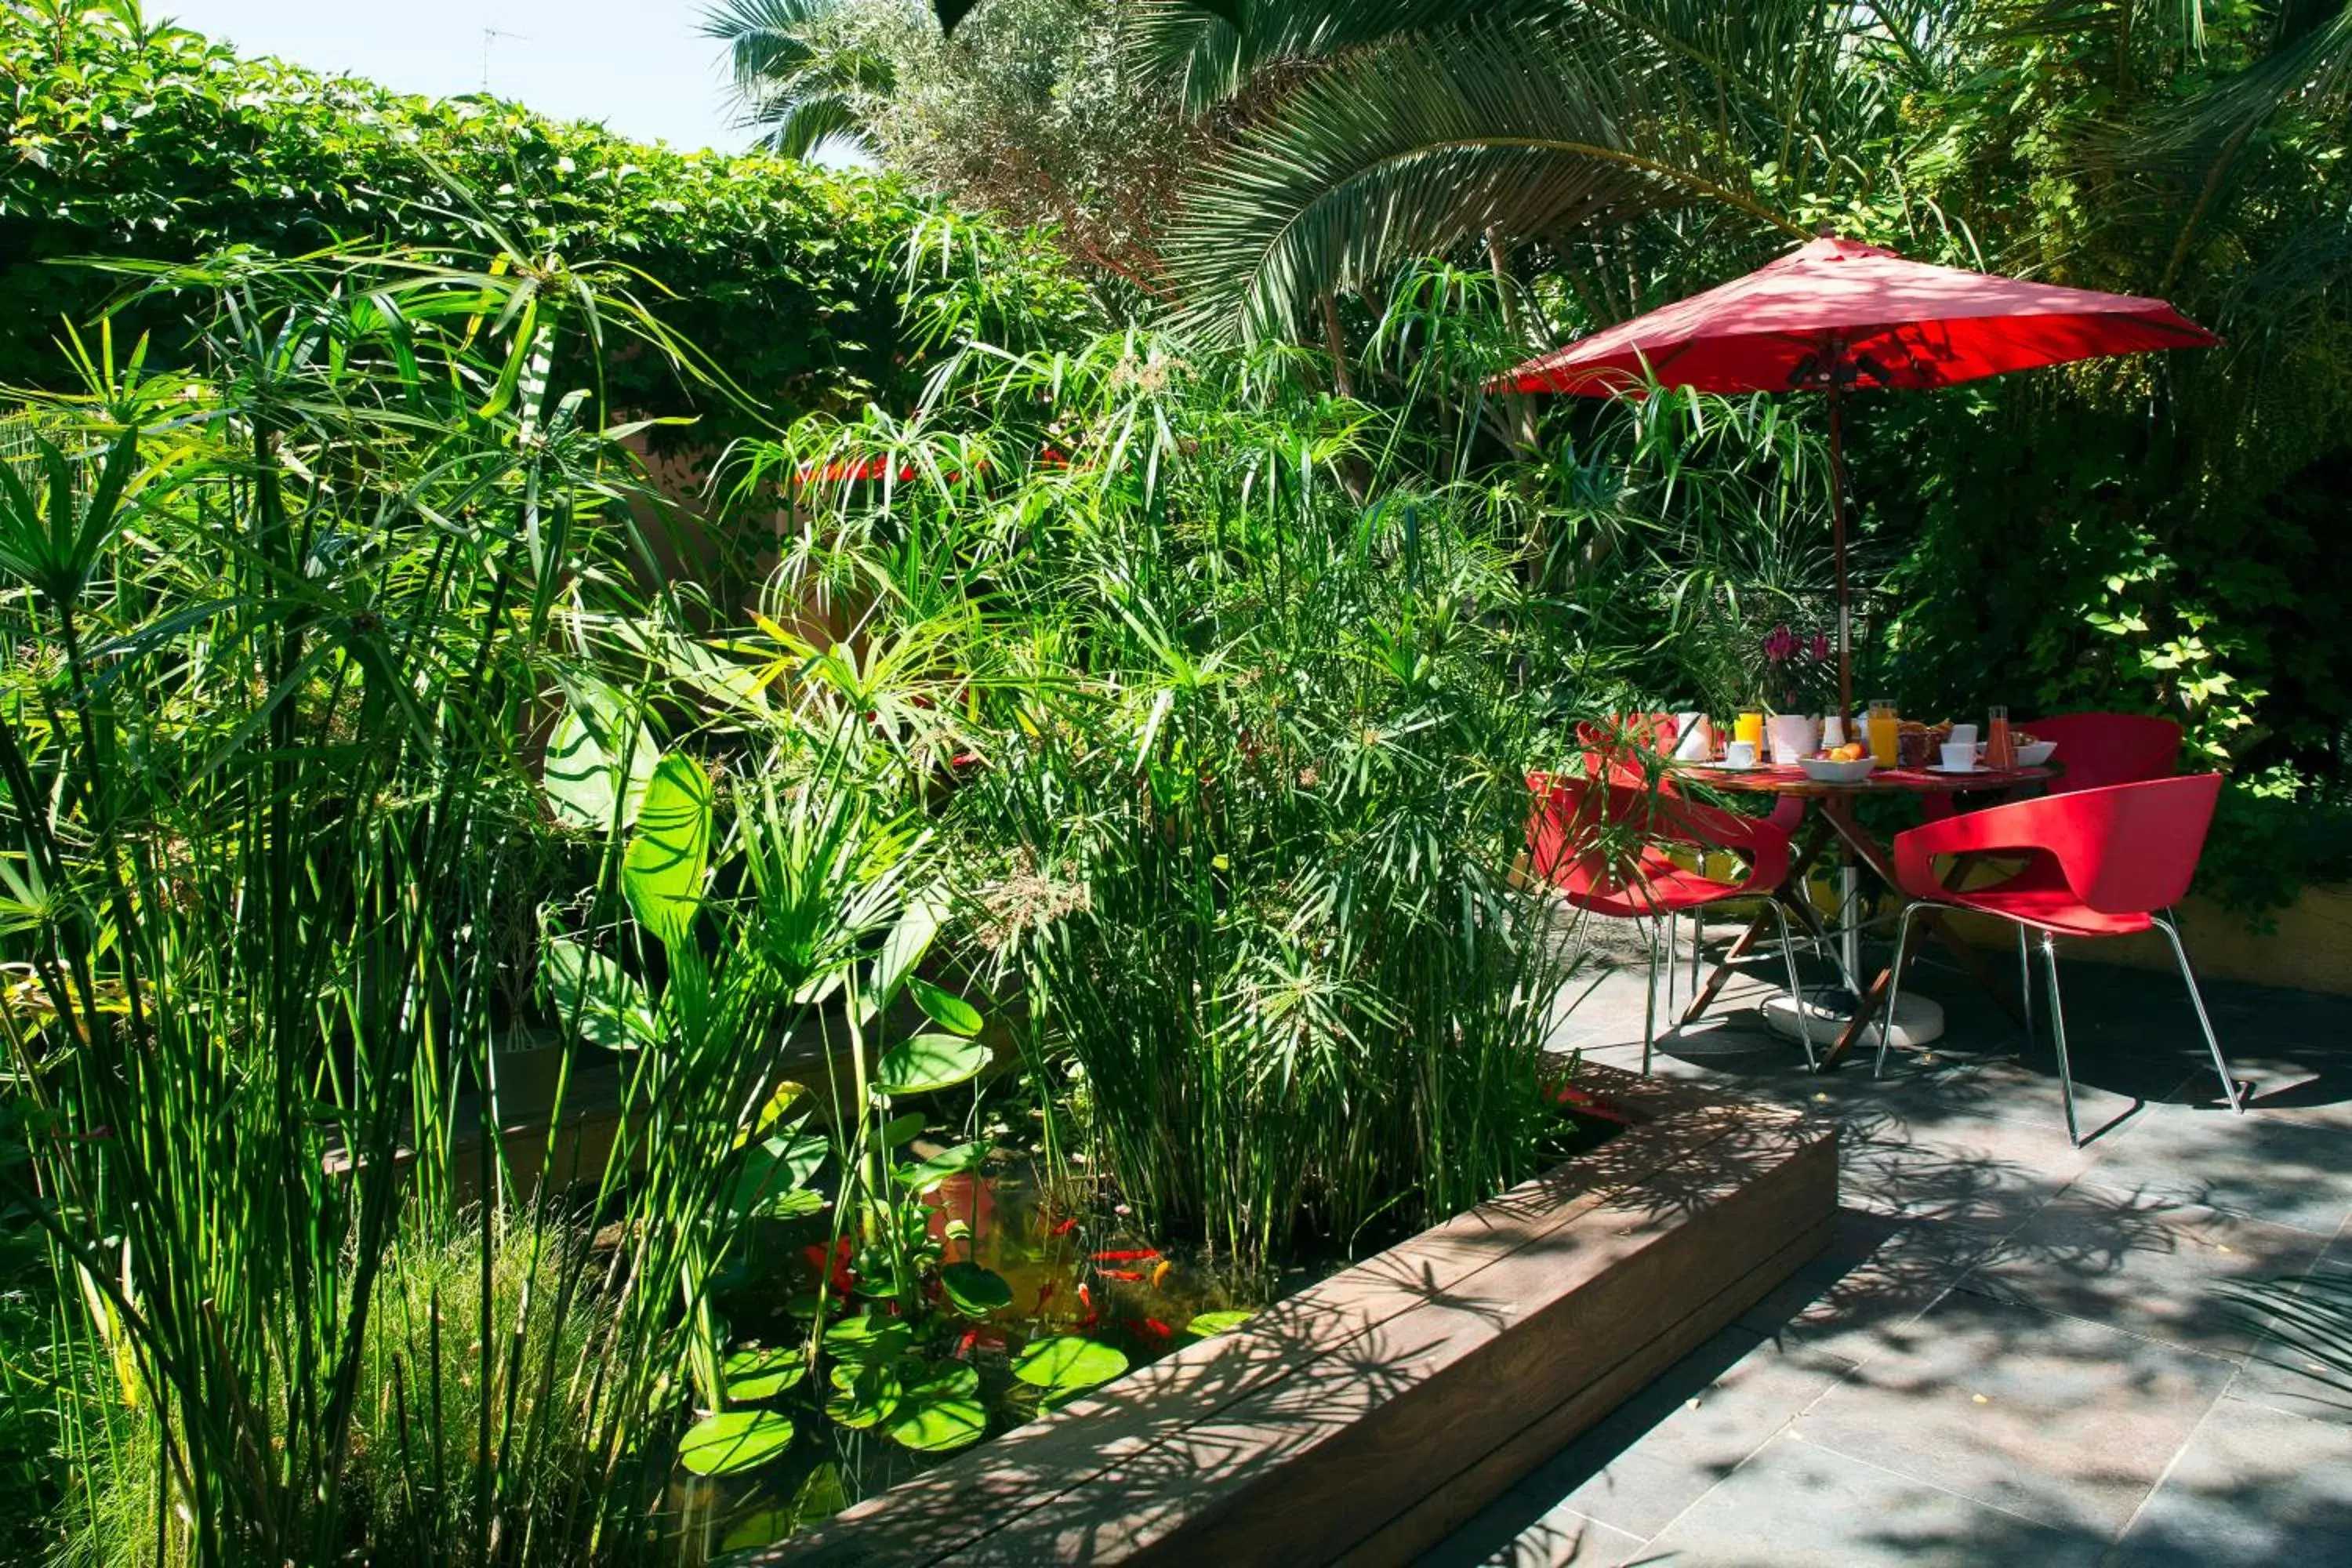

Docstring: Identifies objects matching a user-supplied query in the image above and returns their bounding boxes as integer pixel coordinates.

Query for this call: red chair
[1877,775,2243,1145]
[1525,773,1809,1073]
[2024,713,2182,793]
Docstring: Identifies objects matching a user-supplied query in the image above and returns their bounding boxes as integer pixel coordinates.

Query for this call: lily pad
[678,1410,795,1476]
[939,1261,1013,1316]
[1185,1309,1254,1337]
[823,1362,903,1430]
[1012,1336,1127,1397]
[723,1346,808,1401]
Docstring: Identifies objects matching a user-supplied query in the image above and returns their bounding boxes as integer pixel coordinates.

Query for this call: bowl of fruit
[1799,745,1876,783]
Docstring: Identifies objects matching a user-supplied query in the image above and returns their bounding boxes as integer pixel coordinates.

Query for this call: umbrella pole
[1828,387,1864,1007]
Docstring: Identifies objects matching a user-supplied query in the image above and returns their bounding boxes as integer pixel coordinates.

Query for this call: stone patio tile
[2075,1100,2352,1236]
[1793,1290,2235,1534]
[1736,1209,1999,1369]
[1841,1111,2096,1236]
[1635,1430,2107,1566]
[2221,1223,2352,1426]
[1510,1325,1855,1539]
[2103,1396,2352,1566]
[1878,1052,2194,1145]
[2216,1044,2352,1133]
[1956,1187,2330,1358]
[1414,1495,1646,1568]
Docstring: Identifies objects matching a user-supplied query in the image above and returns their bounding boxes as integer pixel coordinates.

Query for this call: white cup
[1821,715,1848,750]
[1948,724,1979,750]
[1725,740,1758,768]
[1939,742,1977,771]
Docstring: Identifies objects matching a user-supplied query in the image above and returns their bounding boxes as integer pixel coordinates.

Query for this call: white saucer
[1923,764,1986,775]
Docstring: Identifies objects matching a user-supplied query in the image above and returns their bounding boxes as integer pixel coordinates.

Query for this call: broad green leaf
[881,1111,927,1147]
[1185,1309,1253,1337]
[623,753,711,945]
[893,1141,985,1192]
[728,1131,826,1218]
[540,938,652,1050]
[823,1361,902,1429]
[908,975,983,1036]
[887,1363,985,1453]
[678,1410,795,1475]
[939,1261,1012,1316]
[822,1313,911,1366]
[762,1188,826,1220]
[862,893,944,1023]
[877,1033,991,1096]
[724,1346,808,1401]
[1013,1336,1127,1396]
[543,675,655,830]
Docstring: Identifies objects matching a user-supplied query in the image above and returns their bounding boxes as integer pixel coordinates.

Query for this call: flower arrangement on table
[1761,622,1835,715]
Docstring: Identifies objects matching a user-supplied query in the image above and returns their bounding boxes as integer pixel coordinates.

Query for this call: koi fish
[1123,1318,1173,1341]
[1150,1260,1173,1290]
[1048,1217,1080,1236]
[1097,1268,1148,1282]
[1090,1248,1162,1263]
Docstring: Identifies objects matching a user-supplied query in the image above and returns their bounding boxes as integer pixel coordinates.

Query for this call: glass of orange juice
[1734,708,1765,753]
[1866,700,1900,766]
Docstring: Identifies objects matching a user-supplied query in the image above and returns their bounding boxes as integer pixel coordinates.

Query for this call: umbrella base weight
[1764,987,1944,1050]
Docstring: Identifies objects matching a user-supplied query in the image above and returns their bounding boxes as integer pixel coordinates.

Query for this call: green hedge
[1,4,1088,439]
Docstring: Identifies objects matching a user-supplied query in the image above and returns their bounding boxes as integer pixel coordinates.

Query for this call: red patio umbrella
[1494,233,2217,716]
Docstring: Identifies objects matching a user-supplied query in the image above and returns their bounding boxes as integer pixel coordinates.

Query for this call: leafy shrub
[0,2,1089,440]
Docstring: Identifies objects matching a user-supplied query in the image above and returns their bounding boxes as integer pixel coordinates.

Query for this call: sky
[156,1,752,153]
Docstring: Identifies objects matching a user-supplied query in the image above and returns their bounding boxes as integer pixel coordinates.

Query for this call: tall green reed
[735,329,1589,1268]
[0,245,929,1562]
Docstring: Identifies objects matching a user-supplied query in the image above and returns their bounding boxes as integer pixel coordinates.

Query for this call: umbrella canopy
[1496,235,2216,397]
[1494,234,2216,717]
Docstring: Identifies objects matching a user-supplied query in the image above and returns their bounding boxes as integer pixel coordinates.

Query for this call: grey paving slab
[1415,1496,1646,1568]
[1734,1209,2000,1370]
[1841,1111,2098,1236]
[1635,1430,2108,1567]
[1435,949,2352,1568]
[2078,1100,2352,1236]
[1510,1325,1854,1540]
[2103,1396,2352,1566]
[1794,1290,2237,1534]
[1958,1186,2332,1358]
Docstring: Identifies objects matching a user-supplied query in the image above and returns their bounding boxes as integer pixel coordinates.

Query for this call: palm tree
[702,0,899,158]
[1140,1,1918,344]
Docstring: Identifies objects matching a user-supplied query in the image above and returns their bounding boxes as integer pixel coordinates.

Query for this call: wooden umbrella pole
[1828,382,1851,724]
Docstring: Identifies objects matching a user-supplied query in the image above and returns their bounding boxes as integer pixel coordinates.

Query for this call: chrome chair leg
[1875,900,1928,1079]
[1690,906,1703,997]
[1765,896,1814,1070]
[2016,922,2034,1052]
[2154,913,2245,1113]
[1640,916,1661,1077]
[2039,931,2083,1148]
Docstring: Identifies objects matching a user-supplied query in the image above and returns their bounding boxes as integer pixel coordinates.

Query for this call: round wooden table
[1671,760,2059,1065]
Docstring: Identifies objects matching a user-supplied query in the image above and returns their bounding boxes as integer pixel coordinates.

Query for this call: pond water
[664,1102,1623,1561]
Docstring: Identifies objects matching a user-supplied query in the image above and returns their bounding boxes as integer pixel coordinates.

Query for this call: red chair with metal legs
[2024,712,2182,793]
[1525,773,1809,1073]
[1876,774,2244,1145]
[1575,715,1817,993]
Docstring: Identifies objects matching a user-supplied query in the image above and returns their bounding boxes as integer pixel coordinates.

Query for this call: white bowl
[2015,739,2057,767]
[1798,755,1876,783]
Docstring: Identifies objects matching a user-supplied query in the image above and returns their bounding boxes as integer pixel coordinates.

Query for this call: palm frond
[1160,7,1846,343]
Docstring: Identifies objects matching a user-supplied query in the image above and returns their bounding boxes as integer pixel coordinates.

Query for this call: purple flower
[1811,631,1831,662]
[1764,624,1797,662]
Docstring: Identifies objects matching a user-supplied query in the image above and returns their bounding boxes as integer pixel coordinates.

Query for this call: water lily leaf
[763,1188,826,1220]
[908,975,983,1036]
[1185,1309,1253,1337]
[678,1410,795,1475]
[822,1313,911,1367]
[939,1261,1012,1316]
[543,673,655,830]
[539,938,652,1050]
[724,1346,808,1401]
[1013,1336,1127,1396]
[823,1361,903,1429]
[887,1364,986,1454]
[622,753,711,945]
[728,1131,827,1218]
[894,1141,985,1192]
[881,1111,927,1147]
[877,1033,991,1095]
